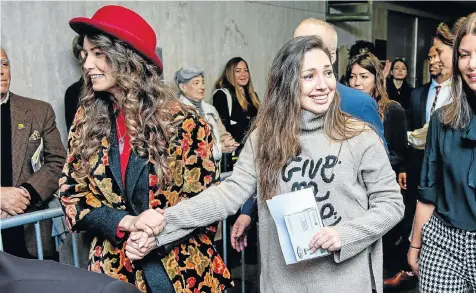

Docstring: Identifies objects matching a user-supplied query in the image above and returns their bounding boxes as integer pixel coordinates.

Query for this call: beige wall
[1,1,374,145]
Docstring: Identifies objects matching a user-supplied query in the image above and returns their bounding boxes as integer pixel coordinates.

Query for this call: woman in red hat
[59,5,233,293]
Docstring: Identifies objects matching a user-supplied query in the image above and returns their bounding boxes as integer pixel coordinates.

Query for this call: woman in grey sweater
[131,36,404,293]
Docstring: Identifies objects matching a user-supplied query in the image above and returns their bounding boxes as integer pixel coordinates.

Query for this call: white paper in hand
[267,188,328,264]
[284,207,328,261]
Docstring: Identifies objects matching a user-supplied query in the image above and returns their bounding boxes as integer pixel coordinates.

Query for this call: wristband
[410,244,421,249]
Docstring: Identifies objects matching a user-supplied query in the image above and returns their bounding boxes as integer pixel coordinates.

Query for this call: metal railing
[0,171,251,292]
[0,207,80,267]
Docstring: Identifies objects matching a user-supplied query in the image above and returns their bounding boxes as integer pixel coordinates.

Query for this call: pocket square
[29,130,41,141]
[31,138,44,172]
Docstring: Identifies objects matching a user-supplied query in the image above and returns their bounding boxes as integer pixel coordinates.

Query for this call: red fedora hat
[69,5,163,71]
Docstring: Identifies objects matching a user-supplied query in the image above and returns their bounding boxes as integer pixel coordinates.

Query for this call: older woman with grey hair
[175,66,239,161]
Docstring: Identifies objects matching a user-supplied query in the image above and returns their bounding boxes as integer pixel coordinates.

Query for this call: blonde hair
[214,57,260,111]
[435,23,455,47]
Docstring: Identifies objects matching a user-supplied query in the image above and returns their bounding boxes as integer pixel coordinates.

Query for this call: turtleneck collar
[180,94,204,115]
[300,109,325,132]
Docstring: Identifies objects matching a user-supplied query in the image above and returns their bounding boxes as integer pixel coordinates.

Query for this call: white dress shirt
[1,91,10,105]
[426,78,452,122]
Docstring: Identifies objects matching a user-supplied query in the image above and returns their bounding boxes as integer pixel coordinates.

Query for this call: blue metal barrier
[0,171,253,292]
[0,207,79,266]
[0,207,64,229]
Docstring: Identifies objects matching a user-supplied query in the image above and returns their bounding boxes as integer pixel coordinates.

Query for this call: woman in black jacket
[346,53,407,173]
[346,52,411,285]
[212,57,260,161]
[386,58,414,110]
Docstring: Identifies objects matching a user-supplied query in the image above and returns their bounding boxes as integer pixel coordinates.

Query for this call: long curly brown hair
[69,34,189,186]
[252,36,368,200]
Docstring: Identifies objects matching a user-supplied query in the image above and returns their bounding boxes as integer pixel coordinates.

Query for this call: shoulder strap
[213,88,233,117]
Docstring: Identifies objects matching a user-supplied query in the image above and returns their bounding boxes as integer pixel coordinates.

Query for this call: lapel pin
[18,124,24,129]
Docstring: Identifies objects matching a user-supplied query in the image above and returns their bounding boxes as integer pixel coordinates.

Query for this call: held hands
[121,208,165,260]
[125,231,158,260]
[121,208,165,236]
[131,208,166,236]
[309,227,342,252]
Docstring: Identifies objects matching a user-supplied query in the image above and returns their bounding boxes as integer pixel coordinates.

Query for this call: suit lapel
[10,93,32,186]
[420,83,431,127]
[125,152,148,213]
[108,117,126,196]
[109,112,148,213]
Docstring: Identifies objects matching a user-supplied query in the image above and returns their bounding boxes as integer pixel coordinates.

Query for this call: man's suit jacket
[401,83,431,177]
[337,82,385,143]
[406,83,431,132]
[0,251,140,293]
[9,93,66,257]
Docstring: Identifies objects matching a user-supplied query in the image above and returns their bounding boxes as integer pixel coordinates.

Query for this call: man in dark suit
[0,251,140,293]
[0,47,66,260]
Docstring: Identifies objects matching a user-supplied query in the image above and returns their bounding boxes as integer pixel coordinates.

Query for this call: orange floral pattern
[60,106,233,292]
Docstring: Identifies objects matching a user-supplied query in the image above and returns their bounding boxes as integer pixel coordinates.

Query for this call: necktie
[430,85,442,114]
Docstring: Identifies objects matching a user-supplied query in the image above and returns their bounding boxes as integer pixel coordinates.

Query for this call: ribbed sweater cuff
[333,225,361,263]
[156,205,221,246]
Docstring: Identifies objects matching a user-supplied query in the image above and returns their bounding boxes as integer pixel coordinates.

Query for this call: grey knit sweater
[157,110,404,293]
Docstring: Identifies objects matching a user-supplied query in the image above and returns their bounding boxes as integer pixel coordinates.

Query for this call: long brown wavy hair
[252,36,368,200]
[441,13,476,128]
[346,52,394,121]
[214,57,260,110]
[69,34,188,186]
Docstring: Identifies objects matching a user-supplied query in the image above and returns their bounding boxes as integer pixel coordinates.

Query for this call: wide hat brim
[70,17,163,71]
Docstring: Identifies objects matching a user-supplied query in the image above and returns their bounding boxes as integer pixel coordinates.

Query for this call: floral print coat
[59,104,233,293]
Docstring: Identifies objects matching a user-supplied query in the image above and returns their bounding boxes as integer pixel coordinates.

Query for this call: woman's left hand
[125,231,157,261]
[309,227,342,252]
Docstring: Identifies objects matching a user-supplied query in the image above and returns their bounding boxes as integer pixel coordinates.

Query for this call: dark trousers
[383,169,419,275]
